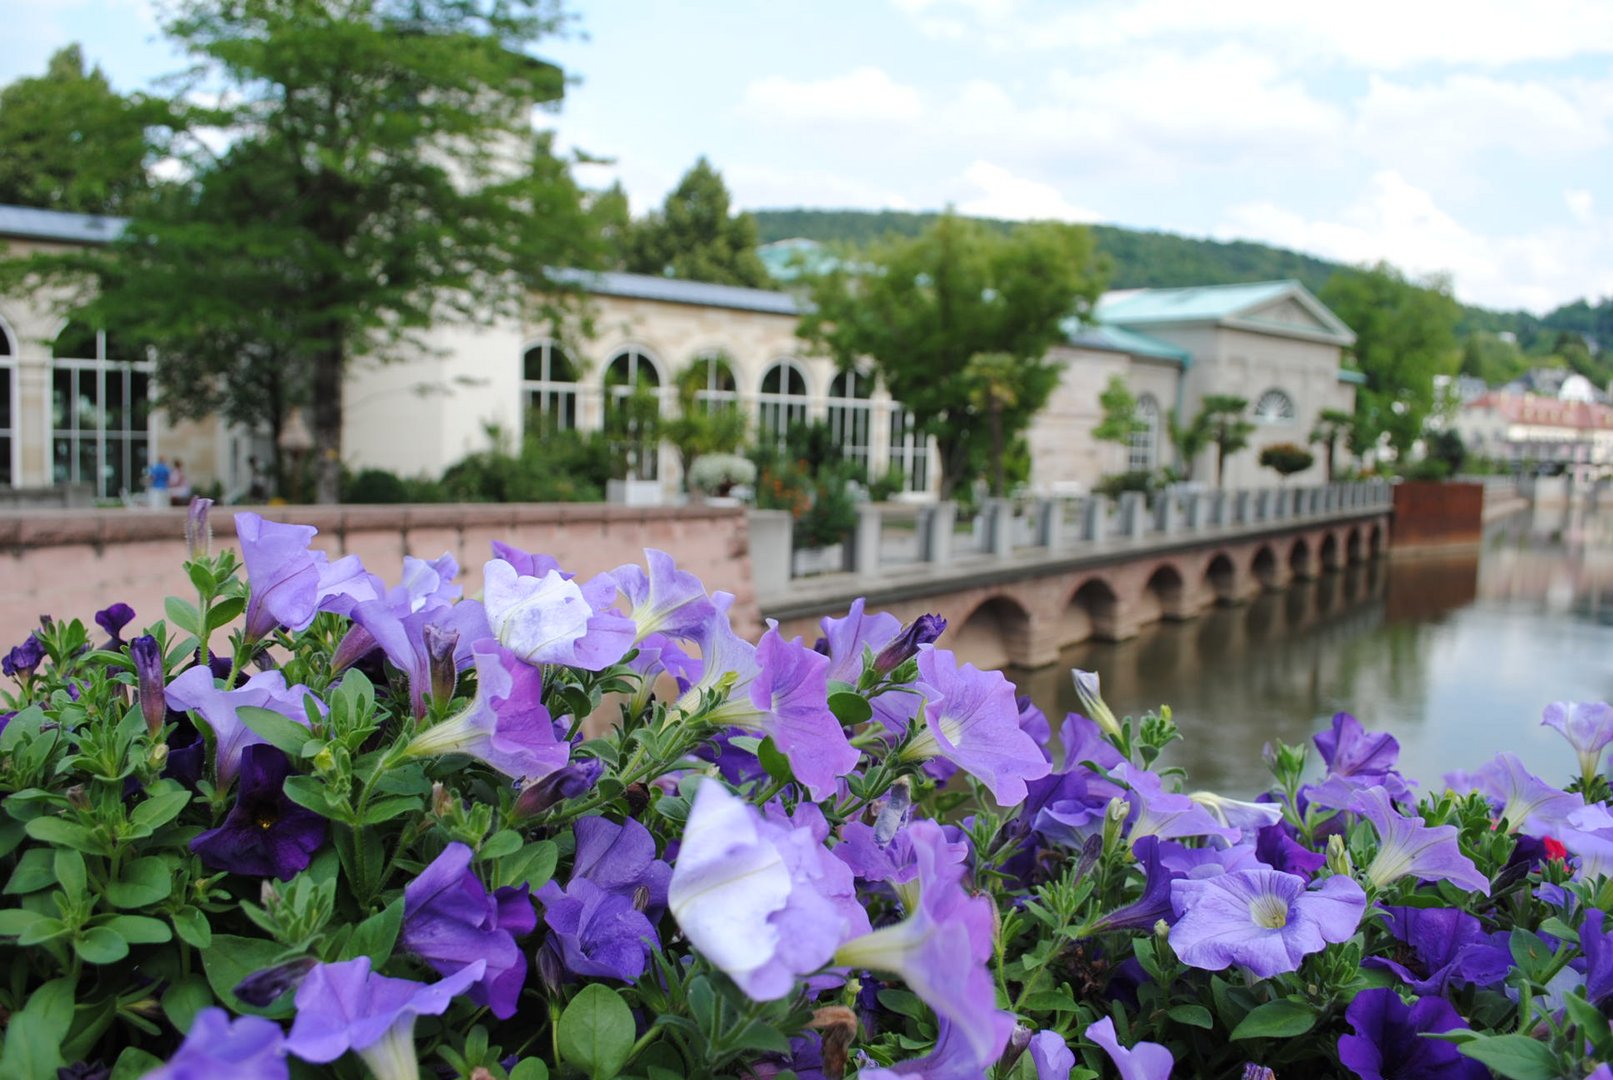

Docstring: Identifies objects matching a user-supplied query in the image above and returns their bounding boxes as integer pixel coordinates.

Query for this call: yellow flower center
[1248,894,1289,929]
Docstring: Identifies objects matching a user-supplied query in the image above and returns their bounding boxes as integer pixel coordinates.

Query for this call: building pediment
[1096,280,1355,347]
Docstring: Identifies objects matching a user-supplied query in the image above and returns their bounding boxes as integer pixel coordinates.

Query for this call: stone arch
[1318,531,1341,571]
[1366,522,1383,559]
[1345,526,1364,564]
[950,593,1033,670]
[1250,544,1279,590]
[1139,563,1189,622]
[1061,576,1119,646]
[1205,551,1238,604]
[1288,535,1315,581]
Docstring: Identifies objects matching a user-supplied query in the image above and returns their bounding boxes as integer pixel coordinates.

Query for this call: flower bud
[65,785,90,811]
[1242,1065,1277,1080]
[430,781,454,819]
[873,614,947,673]
[512,759,604,818]
[423,622,460,706]
[873,780,912,846]
[1073,668,1123,740]
[330,624,379,675]
[146,742,170,771]
[312,746,338,776]
[233,955,319,1007]
[185,497,214,560]
[130,635,166,737]
[1325,833,1353,878]
[999,1023,1034,1074]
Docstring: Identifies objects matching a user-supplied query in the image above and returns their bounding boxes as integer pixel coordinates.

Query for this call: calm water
[1010,502,1613,795]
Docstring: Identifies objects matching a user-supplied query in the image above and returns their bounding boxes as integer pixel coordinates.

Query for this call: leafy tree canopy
[621,157,771,288]
[1092,375,1146,446]
[796,212,1104,497]
[0,45,173,214]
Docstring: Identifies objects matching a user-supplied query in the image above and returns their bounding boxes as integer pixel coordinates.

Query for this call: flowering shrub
[1,501,1612,1080]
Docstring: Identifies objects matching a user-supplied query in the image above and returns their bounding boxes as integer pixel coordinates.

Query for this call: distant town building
[1452,389,1613,475]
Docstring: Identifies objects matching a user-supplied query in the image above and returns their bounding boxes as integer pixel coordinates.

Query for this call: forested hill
[751,208,1605,347]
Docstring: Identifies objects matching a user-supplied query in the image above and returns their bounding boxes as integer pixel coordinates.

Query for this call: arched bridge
[755,482,1393,670]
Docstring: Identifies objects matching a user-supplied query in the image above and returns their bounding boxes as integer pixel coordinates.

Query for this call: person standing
[169,459,191,506]
[147,457,171,509]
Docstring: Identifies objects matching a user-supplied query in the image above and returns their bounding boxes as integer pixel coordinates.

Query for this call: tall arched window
[757,359,809,447]
[51,323,152,498]
[827,369,874,475]
[1253,389,1295,424]
[1129,394,1159,472]
[520,340,578,432]
[0,318,14,487]
[888,407,930,493]
[685,351,739,414]
[604,347,663,480]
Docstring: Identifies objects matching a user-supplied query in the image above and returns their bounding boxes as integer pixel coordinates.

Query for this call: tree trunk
[313,339,344,504]
[937,434,970,501]
[989,402,1005,497]
[1324,441,1336,483]
[1216,443,1227,488]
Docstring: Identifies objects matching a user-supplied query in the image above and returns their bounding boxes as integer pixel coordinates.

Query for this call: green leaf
[498,840,558,891]
[876,988,928,1020]
[161,975,214,1033]
[129,784,191,832]
[172,906,212,949]
[51,849,86,898]
[165,596,202,637]
[0,976,74,1079]
[480,829,523,860]
[16,916,68,946]
[108,1047,165,1080]
[105,856,173,908]
[23,816,101,853]
[509,1060,550,1080]
[1229,998,1316,1040]
[342,898,404,965]
[0,908,46,936]
[100,914,172,945]
[357,795,421,825]
[201,934,298,1018]
[1457,1034,1563,1080]
[756,736,794,785]
[75,925,131,965]
[236,706,314,758]
[1562,991,1612,1051]
[283,775,345,819]
[205,596,245,632]
[1167,1004,1214,1029]
[1020,990,1082,1013]
[828,690,873,727]
[557,983,636,1080]
[4,848,55,895]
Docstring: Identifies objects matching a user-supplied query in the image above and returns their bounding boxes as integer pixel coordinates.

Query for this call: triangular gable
[1230,285,1355,345]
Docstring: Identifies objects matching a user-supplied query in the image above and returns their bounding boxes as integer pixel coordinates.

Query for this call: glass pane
[131,370,151,430]
[53,438,71,484]
[762,365,782,395]
[130,437,149,490]
[787,366,806,396]
[53,323,96,360]
[0,436,10,485]
[0,368,11,430]
[53,368,72,429]
[78,439,98,491]
[551,346,577,383]
[106,366,128,434]
[106,435,128,497]
[523,347,545,382]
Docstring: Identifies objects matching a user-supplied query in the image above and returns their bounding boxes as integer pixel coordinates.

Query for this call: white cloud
[737,66,923,124]
[723,163,917,213]
[951,161,1100,221]
[1219,171,1613,311]
[1567,189,1596,225]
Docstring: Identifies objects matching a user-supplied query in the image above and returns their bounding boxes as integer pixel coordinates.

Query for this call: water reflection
[1012,507,1613,795]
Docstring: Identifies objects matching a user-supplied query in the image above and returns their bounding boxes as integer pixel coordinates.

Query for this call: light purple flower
[833,820,1009,1063]
[611,548,718,642]
[904,646,1051,807]
[285,957,484,1080]
[1169,868,1366,978]
[148,1007,287,1080]
[1309,711,1416,805]
[403,640,568,782]
[1029,1030,1074,1080]
[818,598,901,683]
[236,512,378,640]
[669,780,869,1000]
[860,1016,1013,1080]
[165,666,320,787]
[350,595,489,718]
[1084,1016,1173,1080]
[1350,785,1489,894]
[1188,791,1285,839]
[1542,700,1613,782]
[1337,987,1487,1080]
[1582,908,1613,1005]
[1561,802,1613,880]
[1116,764,1240,847]
[569,815,672,911]
[483,559,636,670]
[401,842,535,1019]
[1473,752,1582,834]
[1158,838,1261,879]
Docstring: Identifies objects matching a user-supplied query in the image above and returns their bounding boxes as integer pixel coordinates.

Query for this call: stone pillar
[1254,489,1273,521]
[1184,492,1205,530]
[920,501,956,565]
[748,510,793,598]
[1119,491,1147,538]
[1037,498,1065,549]
[1082,496,1108,543]
[1155,491,1180,534]
[1232,490,1251,524]
[985,498,1015,558]
[1209,491,1227,526]
[850,504,882,576]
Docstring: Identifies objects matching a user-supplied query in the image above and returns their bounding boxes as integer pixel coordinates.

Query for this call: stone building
[1,203,1359,502]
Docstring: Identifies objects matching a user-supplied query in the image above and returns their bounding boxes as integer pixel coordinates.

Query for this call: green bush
[1095,469,1160,498]
[1257,442,1316,479]
[440,423,615,503]
[343,467,409,503]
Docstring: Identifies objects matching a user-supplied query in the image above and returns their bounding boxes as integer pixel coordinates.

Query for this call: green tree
[0,45,172,213]
[663,358,748,491]
[1092,375,1146,447]
[1321,262,1461,458]
[1167,407,1210,478]
[1308,407,1354,483]
[797,212,1104,498]
[14,1,599,504]
[1193,395,1254,488]
[622,157,771,287]
[1258,442,1315,481]
[1458,331,1529,387]
[964,352,1025,497]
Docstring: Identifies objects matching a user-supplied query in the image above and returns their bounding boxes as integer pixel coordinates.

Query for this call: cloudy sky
[11,0,1613,313]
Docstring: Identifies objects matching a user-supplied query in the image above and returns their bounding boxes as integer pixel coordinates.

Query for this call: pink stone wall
[0,503,757,649]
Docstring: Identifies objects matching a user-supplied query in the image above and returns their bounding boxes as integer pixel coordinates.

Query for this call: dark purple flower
[1362,906,1511,994]
[165,667,320,787]
[512,758,604,817]
[1091,836,1180,933]
[284,956,483,1075]
[2,634,44,680]
[130,635,166,736]
[401,842,535,1019]
[873,614,947,673]
[1255,822,1327,879]
[1016,695,1053,760]
[1337,988,1488,1080]
[95,603,136,648]
[190,745,327,879]
[569,815,672,913]
[1316,711,1399,777]
[147,1007,287,1080]
[536,877,659,983]
[1169,869,1366,978]
[233,956,319,1007]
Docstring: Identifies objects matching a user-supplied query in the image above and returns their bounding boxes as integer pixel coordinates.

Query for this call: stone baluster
[1082,496,1108,543]
[850,504,883,576]
[920,501,956,565]
[985,498,1015,558]
[1037,497,1065,550]
[1119,491,1148,538]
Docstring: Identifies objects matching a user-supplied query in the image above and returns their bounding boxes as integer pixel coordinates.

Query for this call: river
[1009,501,1613,796]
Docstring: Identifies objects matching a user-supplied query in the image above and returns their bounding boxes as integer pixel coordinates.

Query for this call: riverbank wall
[1390,480,1486,555]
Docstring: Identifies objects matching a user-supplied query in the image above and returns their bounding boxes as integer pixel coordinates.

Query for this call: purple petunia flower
[1561,802,1613,880]
[1254,821,1327,879]
[873,614,947,674]
[95,602,136,648]
[818,598,902,683]
[147,1007,287,1080]
[1473,752,1582,834]
[165,667,321,788]
[610,548,718,643]
[1091,836,1180,933]
[1350,785,1489,894]
[1028,1030,1074,1080]
[1,634,44,680]
[903,646,1051,807]
[833,819,1011,1063]
[190,744,327,880]
[1361,906,1511,995]
[536,877,660,983]
[1084,1016,1173,1080]
[349,595,488,718]
[1169,868,1366,978]
[483,559,636,670]
[284,956,483,1080]
[513,758,604,817]
[670,780,869,999]
[1581,908,1613,1005]
[1337,988,1488,1080]
[1116,764,1240,847]
[236,512,378,641]
[860,1016,1012,1080]
[130,634,166,736]
[1542,700,1613,783]
[401,842,535,1019]
[1308,712,1417,806]
[403,640,568,782]
[568,815,672,912]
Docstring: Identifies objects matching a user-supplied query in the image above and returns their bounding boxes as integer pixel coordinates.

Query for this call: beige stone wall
[1026,347,1183,491]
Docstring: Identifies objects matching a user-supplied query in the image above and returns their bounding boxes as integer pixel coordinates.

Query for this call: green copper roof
[1337,368,1367,385]
[1061,318,1192,365]
[1095,279,1355,345]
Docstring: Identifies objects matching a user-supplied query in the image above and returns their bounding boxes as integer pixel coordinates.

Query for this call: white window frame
[520,339,579,432]
[1253,389,1296,425]
[827,368,875,476]
[1129,393,1159,472]
[51,326,154,499]
[757,358,810,448]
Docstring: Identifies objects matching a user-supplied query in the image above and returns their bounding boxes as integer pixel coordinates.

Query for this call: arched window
[0,318,14,487]
[51,323,152,498]
[604,347,663,480]
[757,359,809,447]
[1129,394,1159,472]
[827,369,874,475]
[685,351,739,414]
[1253,389,1296,424]
[887,406,931,493]
[521,340,578,432]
